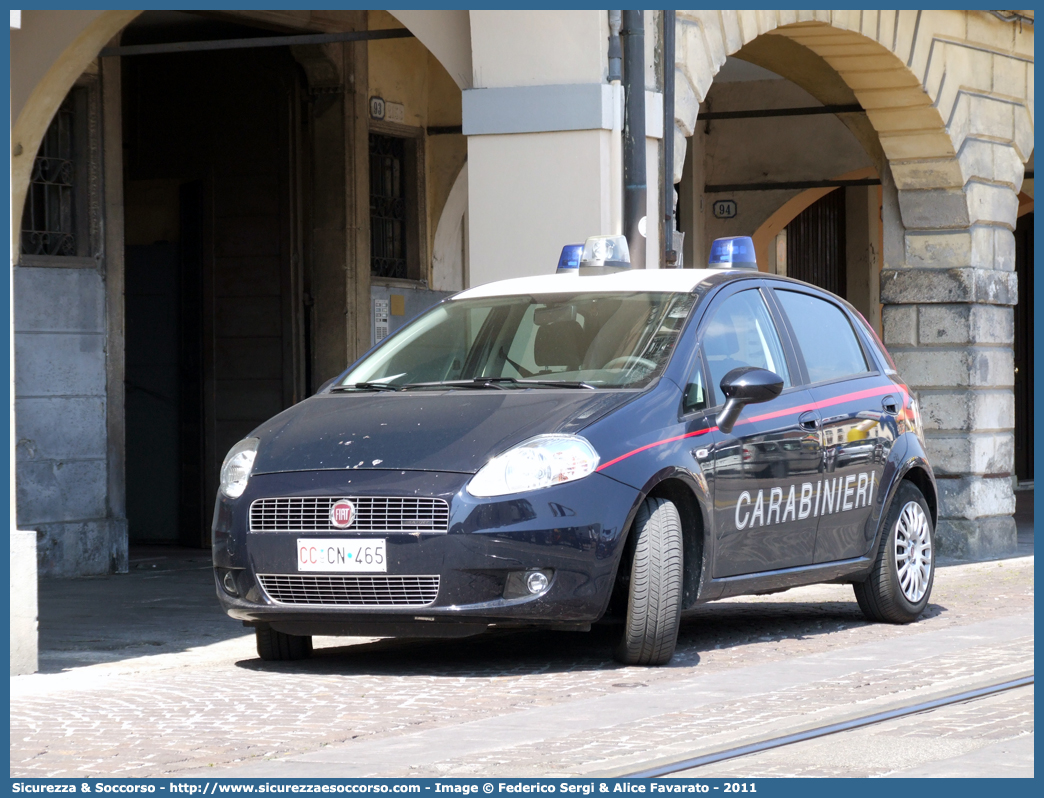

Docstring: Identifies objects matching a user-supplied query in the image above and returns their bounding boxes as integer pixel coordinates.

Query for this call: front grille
[249,497,450,533]
[257,574,440,607]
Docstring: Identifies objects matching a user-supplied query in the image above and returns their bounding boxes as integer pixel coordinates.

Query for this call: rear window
[852,309,897,373]
[775,290,870,384]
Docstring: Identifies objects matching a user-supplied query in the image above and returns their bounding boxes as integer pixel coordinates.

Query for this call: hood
[250,389,635,475]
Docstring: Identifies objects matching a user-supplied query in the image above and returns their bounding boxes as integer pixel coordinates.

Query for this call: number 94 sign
[713,199,737,219]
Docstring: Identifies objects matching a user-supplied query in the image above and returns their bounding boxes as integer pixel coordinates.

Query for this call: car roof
[454,268,733,299]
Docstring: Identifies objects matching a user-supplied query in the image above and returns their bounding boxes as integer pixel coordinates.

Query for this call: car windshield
[337,291,696,390]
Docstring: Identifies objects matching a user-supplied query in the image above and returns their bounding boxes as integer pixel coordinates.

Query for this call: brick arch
[673,10,1033,211]
[11,11,142,251]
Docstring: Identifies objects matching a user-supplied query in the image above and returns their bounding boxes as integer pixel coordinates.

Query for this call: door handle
[799,411,819,430]
[882,395,899,415]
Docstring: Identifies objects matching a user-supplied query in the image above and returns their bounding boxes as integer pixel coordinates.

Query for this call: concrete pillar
[466,10,662,284]
[881,135,1022,559]
[10,530,38,674]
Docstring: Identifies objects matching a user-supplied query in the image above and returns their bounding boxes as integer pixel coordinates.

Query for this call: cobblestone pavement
[10,556,1033,778]
[686,686,1034,778]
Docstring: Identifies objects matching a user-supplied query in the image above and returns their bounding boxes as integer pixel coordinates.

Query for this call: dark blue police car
[213,235,936,666]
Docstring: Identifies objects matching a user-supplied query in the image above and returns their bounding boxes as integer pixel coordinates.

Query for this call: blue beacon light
[556,244,584,274]
[708,236,759,270]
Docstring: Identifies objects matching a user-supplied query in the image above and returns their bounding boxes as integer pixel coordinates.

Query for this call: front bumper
[213,469,639,637]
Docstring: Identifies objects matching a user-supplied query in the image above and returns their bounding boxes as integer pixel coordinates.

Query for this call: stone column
[881,136,1022,559]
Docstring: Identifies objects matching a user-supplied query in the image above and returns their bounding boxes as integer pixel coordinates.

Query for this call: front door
[700,285,821,577]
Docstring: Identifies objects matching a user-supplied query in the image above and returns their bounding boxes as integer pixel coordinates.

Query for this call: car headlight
[220,438,259,499]
[467,434,600,497]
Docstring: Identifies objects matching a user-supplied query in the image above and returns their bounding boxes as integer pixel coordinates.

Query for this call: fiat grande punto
[213,236,937,666]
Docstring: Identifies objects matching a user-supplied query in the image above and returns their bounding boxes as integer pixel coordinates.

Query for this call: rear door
[697,284,822,577]
[770,287,894,563]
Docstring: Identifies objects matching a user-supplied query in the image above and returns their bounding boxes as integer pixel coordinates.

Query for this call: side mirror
[716,367,784,434]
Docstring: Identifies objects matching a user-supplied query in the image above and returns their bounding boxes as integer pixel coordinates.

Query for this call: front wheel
[854,481,935,623]
[255,626,313,661]
[613,497,683,666]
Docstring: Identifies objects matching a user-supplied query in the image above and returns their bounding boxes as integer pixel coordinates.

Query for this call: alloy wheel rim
[894,501,932,603]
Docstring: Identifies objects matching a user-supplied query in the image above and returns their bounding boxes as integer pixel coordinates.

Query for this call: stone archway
[672,10,1034,557]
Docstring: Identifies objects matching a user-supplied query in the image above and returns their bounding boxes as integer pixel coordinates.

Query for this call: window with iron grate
[20,85,98,262]
[369,133,408,279]
[20,79,100,265]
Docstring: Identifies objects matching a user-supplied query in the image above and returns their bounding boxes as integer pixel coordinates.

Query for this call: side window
[775,290,870,384]
[702,290,791,404]
[683,354,708,413]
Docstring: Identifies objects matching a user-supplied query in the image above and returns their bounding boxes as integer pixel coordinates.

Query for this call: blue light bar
[708,236,758,270]
[556,244,583,273]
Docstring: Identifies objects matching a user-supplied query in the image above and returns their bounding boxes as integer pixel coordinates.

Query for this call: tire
[255,626,313,661]
[613,497,684,666]
[854,481,935,624]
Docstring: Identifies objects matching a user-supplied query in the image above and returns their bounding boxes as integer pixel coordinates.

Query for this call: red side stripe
[596,383,905,472]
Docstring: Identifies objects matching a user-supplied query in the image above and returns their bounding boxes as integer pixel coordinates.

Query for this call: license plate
[296,539,387,573]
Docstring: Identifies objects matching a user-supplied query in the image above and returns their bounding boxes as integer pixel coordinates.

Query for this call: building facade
[9,9,1034,674]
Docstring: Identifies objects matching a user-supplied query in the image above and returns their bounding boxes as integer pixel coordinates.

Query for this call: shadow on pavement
[36,546,247,673]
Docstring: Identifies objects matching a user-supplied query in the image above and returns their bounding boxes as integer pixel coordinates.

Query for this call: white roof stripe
[454,268,723,299]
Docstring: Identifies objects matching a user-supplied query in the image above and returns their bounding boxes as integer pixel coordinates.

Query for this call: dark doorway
[122,21,306,547]
[1014,211,1033,483]
[785,188,846,298]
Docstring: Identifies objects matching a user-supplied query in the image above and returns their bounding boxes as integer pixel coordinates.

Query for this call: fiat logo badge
[330,499,355,529]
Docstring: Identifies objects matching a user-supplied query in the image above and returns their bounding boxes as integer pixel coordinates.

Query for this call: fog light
[503,569,553,599]
[221,569,240,597]
[526,571,549,595]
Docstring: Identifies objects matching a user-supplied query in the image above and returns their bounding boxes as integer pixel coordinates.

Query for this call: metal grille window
[369,133,408,279]
[21,98,78,256]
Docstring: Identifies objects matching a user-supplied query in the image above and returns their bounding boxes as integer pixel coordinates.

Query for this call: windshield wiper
[400,377,596,391]
[516,380,596,389]
[400,378,515,390]
[329,382,402,392]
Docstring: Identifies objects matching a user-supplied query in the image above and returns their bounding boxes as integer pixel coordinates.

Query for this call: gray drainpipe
[663,10,677,267]
[621,10,646,269]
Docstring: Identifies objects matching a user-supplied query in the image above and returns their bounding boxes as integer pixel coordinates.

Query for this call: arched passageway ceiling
[674,10,1035,195]
[389,10,472,89]
[732,36,887,173]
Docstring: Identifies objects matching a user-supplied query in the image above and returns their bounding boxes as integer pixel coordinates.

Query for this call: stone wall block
[904,230,971,268]
[35,521,117,578]
[937,475,1015,520]
[917,304,1013,346]
[674,69,699,136]
[965,181,1018,228]
[15,397,107,461]
[15,459,108,526]
[925,432,1014,475]
[888,159,964,191]
[968,224,1017,272]
[678,19,716,103]
[957,139,1025,188]
[917,389,1013,432]
[13,267,105,333]
[897,188,970,230]
[991,227,1016,272]
[1013,104,1033,162]
[14,334,106,397]
[967,94,1015,142]
[882,305,917,346]
[970,347,1014,388]
[880,267,1016,305]
[936,517,1016,558]
[892,349,969,389]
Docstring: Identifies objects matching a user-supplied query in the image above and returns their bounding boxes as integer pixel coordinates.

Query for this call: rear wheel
[613,497,683,666]
[255,626,313,661]
[854,481,935,623]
